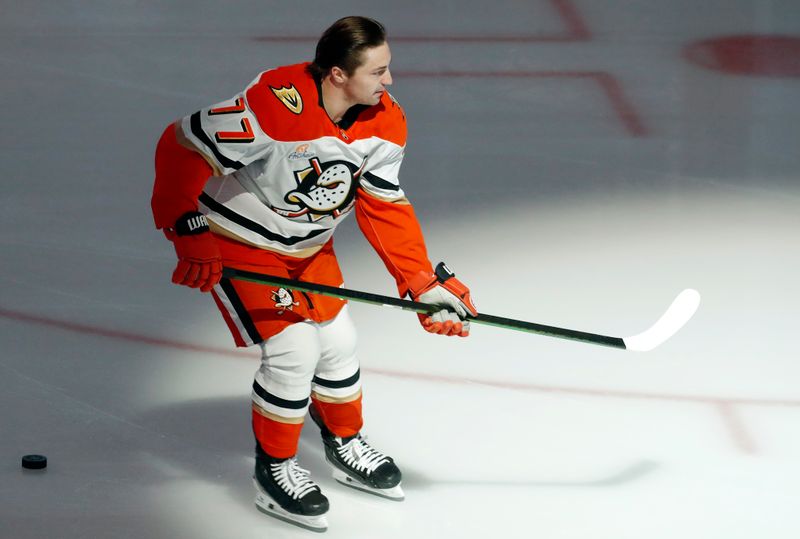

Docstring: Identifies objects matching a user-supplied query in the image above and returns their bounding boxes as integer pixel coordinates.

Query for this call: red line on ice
[716,401,758,455]
[395,70,648,137]
[551,0,592,40]
[253,0,590,44]
[0,308,253,359]
[0,308,776,454]
[1,308,792,410]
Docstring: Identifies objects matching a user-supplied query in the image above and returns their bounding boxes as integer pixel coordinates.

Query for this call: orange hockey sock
[252,409,304,459]
[311,394,363,438]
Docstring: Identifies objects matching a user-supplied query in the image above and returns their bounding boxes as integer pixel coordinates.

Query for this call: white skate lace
[336,436,389,475]
[271,458,318,500]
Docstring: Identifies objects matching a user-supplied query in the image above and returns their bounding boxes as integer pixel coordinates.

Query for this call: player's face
[343,42,393,106]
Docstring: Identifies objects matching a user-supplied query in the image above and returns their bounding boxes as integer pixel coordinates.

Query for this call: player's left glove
[408,262,478,337]
[164,212,222,293]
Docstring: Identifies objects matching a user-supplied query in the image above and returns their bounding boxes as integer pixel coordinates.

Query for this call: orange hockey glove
[165,212,222,293]
[408,262,478,337]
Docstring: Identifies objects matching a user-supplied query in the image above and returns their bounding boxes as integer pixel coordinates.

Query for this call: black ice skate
[310,406,404,501]
[253,443,329,532]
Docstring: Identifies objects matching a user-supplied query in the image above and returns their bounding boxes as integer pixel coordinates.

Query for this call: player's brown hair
[308,16,386,79]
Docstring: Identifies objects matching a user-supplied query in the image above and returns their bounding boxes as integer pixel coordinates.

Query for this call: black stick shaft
[221,267,626,349]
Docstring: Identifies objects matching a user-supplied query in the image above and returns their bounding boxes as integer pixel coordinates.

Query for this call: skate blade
[253,481,328,532]
[331,467,405,501]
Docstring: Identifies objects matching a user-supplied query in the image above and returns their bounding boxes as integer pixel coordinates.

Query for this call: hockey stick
[221,267,700,352]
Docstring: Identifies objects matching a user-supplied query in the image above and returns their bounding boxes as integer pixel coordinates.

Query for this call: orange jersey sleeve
[151,123,214,229]
[355,189,433,297]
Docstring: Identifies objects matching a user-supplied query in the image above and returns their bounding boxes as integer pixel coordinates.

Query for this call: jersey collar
[313,76,369,131]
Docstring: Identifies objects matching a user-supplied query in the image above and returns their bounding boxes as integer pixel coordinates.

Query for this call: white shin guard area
[253,306,360,417]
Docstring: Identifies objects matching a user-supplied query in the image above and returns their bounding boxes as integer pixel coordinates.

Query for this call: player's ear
[329,66,348,84]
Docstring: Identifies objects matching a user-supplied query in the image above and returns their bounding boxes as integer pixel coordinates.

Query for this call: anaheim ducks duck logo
[270,85,303,114]
[271,288,299,315]
[272,157,366,221]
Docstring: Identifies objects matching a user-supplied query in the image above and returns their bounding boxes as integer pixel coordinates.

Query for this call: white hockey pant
[251,305,360,420]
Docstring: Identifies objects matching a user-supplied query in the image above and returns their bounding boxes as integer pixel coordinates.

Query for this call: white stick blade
[623,289,701,352]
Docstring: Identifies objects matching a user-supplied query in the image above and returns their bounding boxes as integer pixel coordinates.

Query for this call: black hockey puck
[21,454,47,470]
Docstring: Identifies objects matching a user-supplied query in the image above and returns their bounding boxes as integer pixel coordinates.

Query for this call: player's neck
[320,77,355,125]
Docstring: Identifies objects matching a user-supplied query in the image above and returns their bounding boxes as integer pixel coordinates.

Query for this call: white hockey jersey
[178,62,409,256]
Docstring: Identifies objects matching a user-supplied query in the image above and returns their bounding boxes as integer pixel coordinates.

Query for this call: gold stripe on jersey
[208,219,324,258]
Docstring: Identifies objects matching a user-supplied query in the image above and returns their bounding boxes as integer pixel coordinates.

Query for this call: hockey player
[151,16,477,532]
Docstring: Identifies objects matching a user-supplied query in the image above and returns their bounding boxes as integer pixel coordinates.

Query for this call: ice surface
[2,2,800,538]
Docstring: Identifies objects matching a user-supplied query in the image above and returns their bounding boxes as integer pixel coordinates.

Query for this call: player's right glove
[408,262,478,337]
[164,212,222,293]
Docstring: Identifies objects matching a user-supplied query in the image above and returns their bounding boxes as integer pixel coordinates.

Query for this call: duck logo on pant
[271,288,300,315]
[272,157,366,222]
